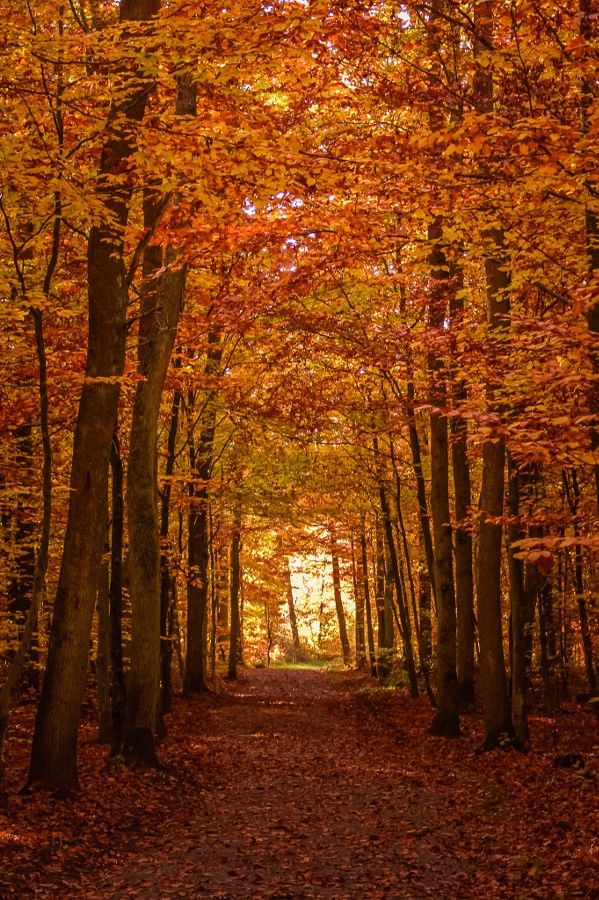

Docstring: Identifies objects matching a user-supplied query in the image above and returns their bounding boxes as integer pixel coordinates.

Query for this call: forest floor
[1,667,598,899]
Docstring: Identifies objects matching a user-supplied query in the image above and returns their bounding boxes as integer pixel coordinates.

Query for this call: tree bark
[123,74,195,762]
[227,501,242,680]
[360,522,377,677]
[109,433,126,754]
[96,556,112,745]
[159,378,181,714]
[351,536,367,669]
[331,540,351,667]
[185,334,223,693]
[449,269,475,710]
[374,436,418,697]
[285,561,301,661]
[428,220,460,738]
[374,516,393,678]
[507,455,530,748]
[28,0,160,792]
[476,232,514,749]
[1,310,52,784]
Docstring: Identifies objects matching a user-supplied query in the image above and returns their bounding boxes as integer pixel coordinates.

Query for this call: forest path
[4,667,597,898]
[80,667,465,898]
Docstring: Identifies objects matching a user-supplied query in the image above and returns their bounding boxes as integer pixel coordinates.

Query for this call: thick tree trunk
[124,262,185,762]
[28,0,160,792]
[124,75,195,762]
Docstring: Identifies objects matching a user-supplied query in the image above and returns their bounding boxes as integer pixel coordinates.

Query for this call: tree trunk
[472,0,514,755]
[159,379,181,714]
[351,536,367,669]
[405,380,437,612]
[96,556,112,745]
[285,561,301,660]
[227,501,242,680]
[374,436,418,697]
[7,424,36,685]
[374,517,393,678]
[28,0,160,792]
[216,539,230,664]
[428,220,460,738]
[124,74,195,763]
[507,456,529,748]
[476,239,514,748]
[185,334,223,693]
[580,0,599,519]
[564,469,597,697]
[331,541,351,667]
[449,270,475,710]
[109,433,126,754]
[1,309,52,785]
[360,522,377,677]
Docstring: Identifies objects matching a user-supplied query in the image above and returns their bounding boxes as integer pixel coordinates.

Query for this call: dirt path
[3,668,597,898]
[86,669,461,898]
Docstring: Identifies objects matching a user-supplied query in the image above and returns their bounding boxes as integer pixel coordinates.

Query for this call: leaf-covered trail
[90,669,461,898]
[2,668,597,898]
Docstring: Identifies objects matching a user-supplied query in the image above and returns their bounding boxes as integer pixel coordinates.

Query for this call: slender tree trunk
[564,470,596,696]
[159,378,181,715]
[7,425,36,684]
[449,270,475,709]
[185,334,223,693]
[428,220,459,738]
[109,434,126,754]
[476,236,513,748]
[419,552,433,676]
[360,522,377,677]
[374,436,418,697]
[471,0,515,754]
[285,561,301,660]
[374,517,393,677]
[405,380,437,612]
[331,541,351,667]
[96,556,112,745]
[1,310,52,784]
[28,0,160,791]
[507,456,529,748]
[216,539,229,664]
[227,501,242,680]
[352,536,367,669]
